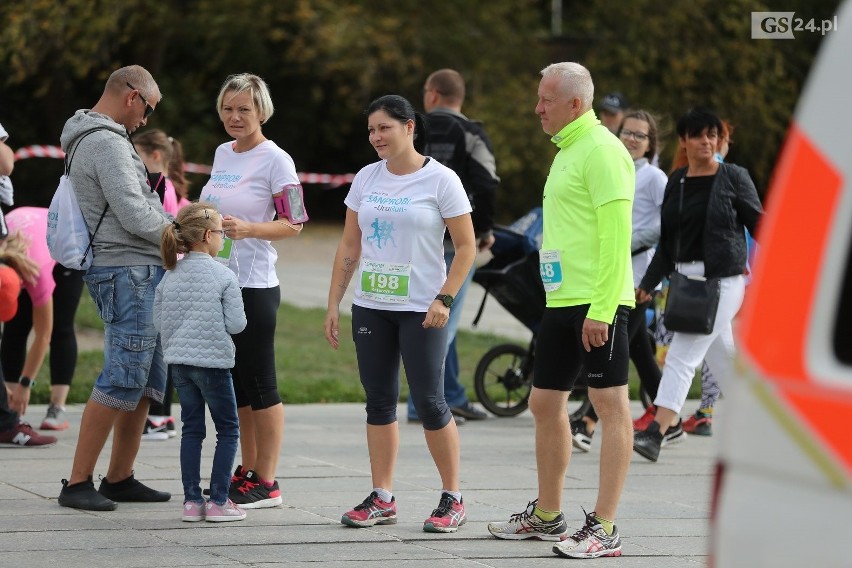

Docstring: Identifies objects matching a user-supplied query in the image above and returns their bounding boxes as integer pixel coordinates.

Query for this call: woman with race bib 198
[324,94,476,534]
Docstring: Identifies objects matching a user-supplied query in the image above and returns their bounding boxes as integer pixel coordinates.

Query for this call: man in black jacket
[406,69,499,423]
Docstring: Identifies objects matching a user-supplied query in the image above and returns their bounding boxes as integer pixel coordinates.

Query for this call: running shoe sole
[341,514,397,527]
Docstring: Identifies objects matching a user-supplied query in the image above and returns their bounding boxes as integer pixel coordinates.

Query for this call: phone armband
[273,183,309,224]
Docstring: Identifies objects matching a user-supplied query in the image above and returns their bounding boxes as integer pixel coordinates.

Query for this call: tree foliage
[0,0,840,218]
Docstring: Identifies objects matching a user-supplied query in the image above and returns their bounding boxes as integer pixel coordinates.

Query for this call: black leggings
[351,305,451,430]
[233,286,281,410]
[0,330,19,431]
[585,300,661,421]
[1,265,84,386]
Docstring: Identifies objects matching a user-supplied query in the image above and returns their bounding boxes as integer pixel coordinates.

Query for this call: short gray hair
[540,62,594,112]
[107,65,161,101]
[216,73,274,124]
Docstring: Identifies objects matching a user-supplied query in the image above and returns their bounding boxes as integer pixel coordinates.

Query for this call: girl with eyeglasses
[153,202,247,522]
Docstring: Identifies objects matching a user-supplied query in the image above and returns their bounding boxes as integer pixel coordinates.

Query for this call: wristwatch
[435,294,454,308]
[18,376,35,388]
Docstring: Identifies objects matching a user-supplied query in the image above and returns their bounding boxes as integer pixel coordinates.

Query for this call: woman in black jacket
[632,107,763,462]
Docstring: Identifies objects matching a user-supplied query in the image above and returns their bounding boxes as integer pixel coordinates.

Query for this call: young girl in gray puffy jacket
[153,202,247,522]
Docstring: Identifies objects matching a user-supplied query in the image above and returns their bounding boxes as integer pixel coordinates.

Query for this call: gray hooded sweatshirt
[59,110,170,267]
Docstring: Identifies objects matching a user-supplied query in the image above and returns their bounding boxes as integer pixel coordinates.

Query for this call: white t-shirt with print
[200,140,299,288]
[345,159,471,312]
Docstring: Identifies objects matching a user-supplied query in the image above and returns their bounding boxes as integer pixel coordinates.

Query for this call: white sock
[373,487,393,503]
[149,415,167,424]
[443,490,462,503]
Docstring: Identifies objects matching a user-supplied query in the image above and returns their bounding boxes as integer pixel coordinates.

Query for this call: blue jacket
[154,252,246,368]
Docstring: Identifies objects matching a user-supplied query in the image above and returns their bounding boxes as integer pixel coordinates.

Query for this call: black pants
[0,333,19,431]
[232,286,281,410]
[1,265,84,386]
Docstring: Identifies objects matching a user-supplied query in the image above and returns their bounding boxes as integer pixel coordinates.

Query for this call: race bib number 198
[360,259,411,304]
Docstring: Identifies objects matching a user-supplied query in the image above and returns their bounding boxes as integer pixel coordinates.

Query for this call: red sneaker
[423,492,466,533]
[683,410,713,436]
[633,405,657,431]
[0,422,57,448]
[341,492,397,527]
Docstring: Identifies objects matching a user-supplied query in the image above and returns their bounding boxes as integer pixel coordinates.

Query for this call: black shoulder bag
[663,175,721,335]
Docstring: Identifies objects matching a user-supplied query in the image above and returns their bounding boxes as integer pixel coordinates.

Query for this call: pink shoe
[633,405,657,431]
[341,492,397,527]
[205,499,246,522]
[423,492,466,533]
[182,500,205,522]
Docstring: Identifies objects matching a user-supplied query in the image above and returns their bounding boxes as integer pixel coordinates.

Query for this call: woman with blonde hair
[199,73,306,508]
[0,232,57,447]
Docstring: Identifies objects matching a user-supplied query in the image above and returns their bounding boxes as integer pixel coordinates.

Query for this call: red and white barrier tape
[13,145,355,186]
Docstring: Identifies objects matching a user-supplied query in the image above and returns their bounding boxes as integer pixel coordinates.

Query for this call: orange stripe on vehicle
[780,387,852,474]
[739,125,842,383]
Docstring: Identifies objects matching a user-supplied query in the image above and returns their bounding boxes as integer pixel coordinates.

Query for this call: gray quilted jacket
[153,252,246,368]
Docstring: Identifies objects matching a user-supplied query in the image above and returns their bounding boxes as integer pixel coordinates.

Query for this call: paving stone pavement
[1,402,712,567]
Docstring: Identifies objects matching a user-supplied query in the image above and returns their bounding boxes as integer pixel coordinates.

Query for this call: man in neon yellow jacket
[488,62,635,560]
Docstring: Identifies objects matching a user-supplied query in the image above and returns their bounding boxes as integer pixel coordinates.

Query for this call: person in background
[0,122,14,210]
[487,63,634,559]
[134,128,192,440]
[56,65,172,511]
[1,207,85,430]
[570,109,667,452]
[406,68,498,424]
[325,94,475,533]
[154,203,247,522]
[633,108,762,462]
[648,119,736,437]
[199,73,305,509]
[0,232,57,447]
[596,92,629,135]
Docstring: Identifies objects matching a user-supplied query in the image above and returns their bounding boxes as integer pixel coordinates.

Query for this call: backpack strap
[64,127,112,264]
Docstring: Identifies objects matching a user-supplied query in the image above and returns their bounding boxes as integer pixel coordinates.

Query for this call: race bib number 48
[539,249,563,292]
[360,259,411,304]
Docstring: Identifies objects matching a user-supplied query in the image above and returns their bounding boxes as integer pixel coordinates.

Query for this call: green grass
[27,293,701,405]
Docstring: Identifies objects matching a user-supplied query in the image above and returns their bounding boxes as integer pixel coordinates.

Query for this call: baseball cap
[0,264,21,322]
[599,92,628,113]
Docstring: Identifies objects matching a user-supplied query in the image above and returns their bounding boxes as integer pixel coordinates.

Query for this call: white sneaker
[141,418,169,441]
[41,405,69,431]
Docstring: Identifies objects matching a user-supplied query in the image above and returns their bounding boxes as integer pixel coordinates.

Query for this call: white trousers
[654,261,746,414]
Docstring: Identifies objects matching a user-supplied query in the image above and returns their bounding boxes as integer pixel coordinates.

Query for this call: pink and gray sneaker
[205,499,246,522]
[341,492,397,527]
[423,492,466,533]
[182,500,206,522]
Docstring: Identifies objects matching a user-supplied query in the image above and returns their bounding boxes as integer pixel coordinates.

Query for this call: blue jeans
[83,265,166,411]
[408,249,474,418]
[172,364,239,505]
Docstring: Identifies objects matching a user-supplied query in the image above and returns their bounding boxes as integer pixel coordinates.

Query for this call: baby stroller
[471,209,653,418]
[470,209,593,419]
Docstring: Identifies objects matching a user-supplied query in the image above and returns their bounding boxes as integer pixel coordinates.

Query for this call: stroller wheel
[474,343,532,417]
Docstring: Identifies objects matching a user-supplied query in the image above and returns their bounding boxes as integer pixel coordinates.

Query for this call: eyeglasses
[619,129,649,141]
[209,229,226,237]
[126,82,154,119]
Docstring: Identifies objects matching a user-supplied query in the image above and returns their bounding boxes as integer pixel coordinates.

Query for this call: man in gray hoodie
[57,65,173,511]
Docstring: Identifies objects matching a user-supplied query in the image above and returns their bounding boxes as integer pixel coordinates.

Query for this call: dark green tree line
[0,0,840,219]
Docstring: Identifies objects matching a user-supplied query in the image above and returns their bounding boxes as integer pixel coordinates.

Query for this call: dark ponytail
[366,94,428,153]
